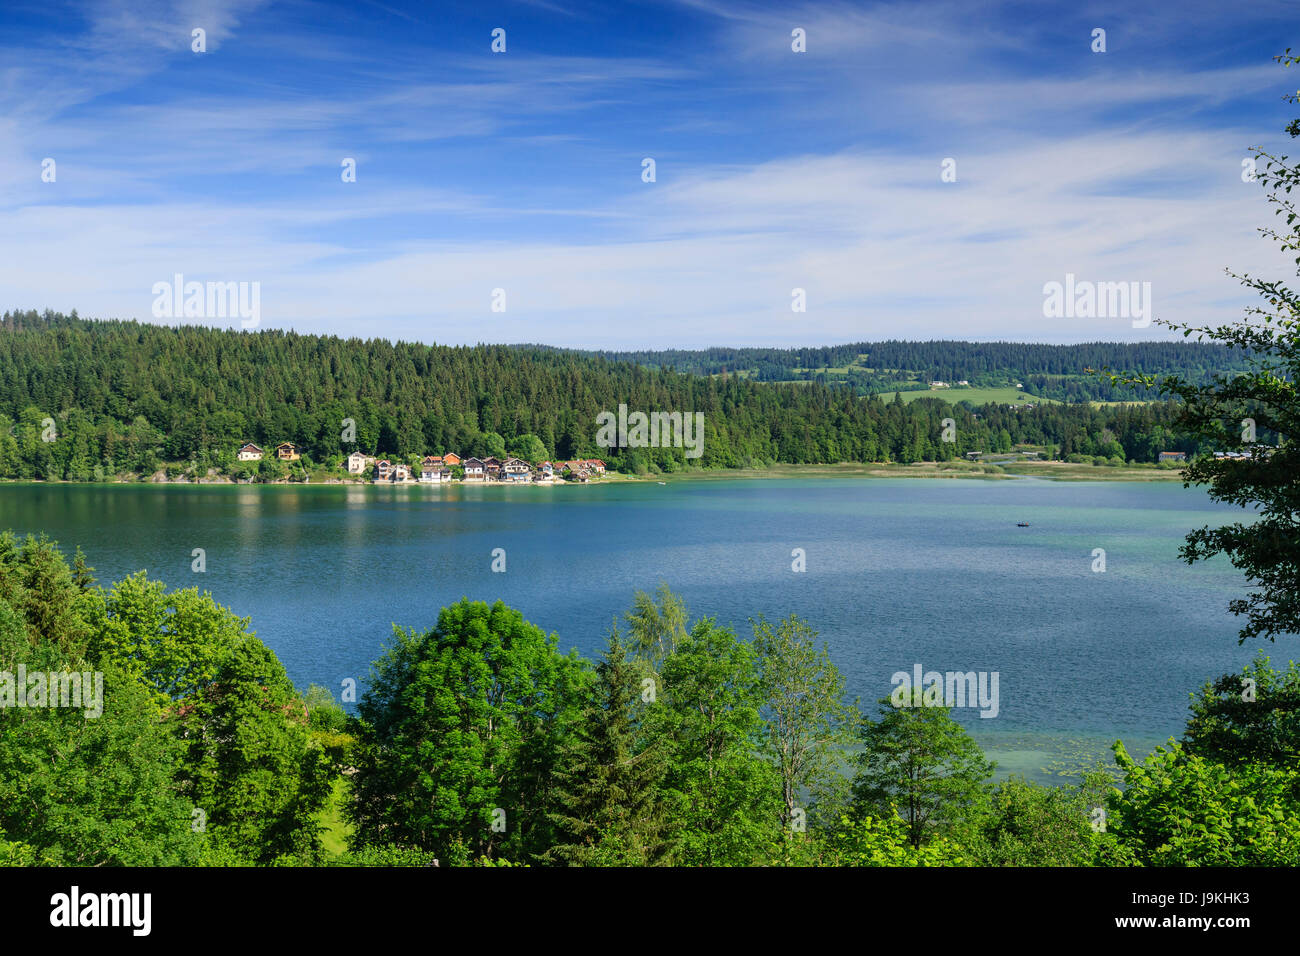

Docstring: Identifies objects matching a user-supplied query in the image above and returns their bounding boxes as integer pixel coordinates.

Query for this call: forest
[592,340,1251,401]
[0,311,1217,481]
[1,534,1294,867]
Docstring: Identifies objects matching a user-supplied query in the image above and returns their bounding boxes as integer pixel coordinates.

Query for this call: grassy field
[871,386,1061,405]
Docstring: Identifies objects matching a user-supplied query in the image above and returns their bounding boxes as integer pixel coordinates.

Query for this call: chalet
[1158,451,1187,462]
[422,455,444,469]
[537,461,555,480]
[237,443,263,461]
[561,461,590,482]
[442,452,462,467]
[390,463,413,483]
[463,457,486,481]
[929,381,948,389]
[581,458,606,475]
[276,442,300,461]
[420,466,451,484]
[346,451,373,474]
[483,457,502,480]
[956,380,970,386]
[374,459,393,481]
[502,458,531,482]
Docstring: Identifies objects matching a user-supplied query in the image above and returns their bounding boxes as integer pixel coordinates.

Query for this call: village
[234,442,608,484]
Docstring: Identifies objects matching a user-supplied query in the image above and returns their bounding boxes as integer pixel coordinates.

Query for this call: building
[419,465,451,484]
[537,461,555,481]
[422,455,444,469]
[276,442,300,461]
[442,453,462,467]
[483,457,502,480]
[561,461,590,482]
[374,459,393,481]
[929,381,948,389]
[956,380,969,386]
[237,443,263,461]
[463,457,486,481]
[502,457,531,482]
[582,458,606,475]
[1158,451,1187,462]
[346,451,372,474]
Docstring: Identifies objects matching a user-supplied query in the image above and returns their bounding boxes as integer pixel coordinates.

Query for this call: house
[581,458,606,475]
[561,461,590,482]
[956,380,969,386]
[346,451,373,474]
[276,442,300,461]
[422,455,444,469]
[390,463,413,483]
[929,381,948,389]
[237,442,263,461]
[442,453,462,467]
[483,456,502,480]
[502,457,531,482]
[537,461,555,480]
[374,459,393,481]
[420,466,451,484]
[463,457,486,481]
[965,451,982,460]
[1159,451,1187,462]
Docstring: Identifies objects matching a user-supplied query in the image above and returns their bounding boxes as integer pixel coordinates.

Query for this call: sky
[0,0,1296,348]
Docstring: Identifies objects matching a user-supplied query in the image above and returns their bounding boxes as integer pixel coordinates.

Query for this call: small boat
[1017,522,1030,527]
[657,481,666,485]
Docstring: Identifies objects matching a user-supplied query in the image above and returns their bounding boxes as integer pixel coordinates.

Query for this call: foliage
[852,699,995,847]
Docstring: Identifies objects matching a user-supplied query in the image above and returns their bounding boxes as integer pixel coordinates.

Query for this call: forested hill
[582,340,1249,402]
[0,311,1199,479]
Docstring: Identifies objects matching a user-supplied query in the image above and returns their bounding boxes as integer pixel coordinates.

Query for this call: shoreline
[0,460,1189,487]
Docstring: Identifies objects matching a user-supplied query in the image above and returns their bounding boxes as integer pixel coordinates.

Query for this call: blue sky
[1,0,1296,347]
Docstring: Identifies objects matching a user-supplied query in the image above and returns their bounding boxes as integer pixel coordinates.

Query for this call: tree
[1183,652,1300,765]
[0,608,200,866]
[968,774,1102,866]
[624,582,688,665]
[173,637,333,864]
[546,630,673,866]
[1117,52,1300,642]
[349,599,585,862]
[751,614,857,831]
[647,617,781,865]
[1105,740,1300,866]
[852,699,994,848]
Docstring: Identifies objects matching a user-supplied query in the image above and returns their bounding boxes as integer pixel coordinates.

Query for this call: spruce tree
[545,630,673,866]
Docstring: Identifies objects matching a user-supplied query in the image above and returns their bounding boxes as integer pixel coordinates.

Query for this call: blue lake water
[0,477,1270,782]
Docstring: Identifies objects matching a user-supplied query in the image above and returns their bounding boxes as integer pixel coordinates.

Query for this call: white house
[346,451,372,474]
[237,442,263,461]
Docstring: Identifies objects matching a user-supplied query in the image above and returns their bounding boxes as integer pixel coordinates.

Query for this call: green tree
[1105,740,1300,866]
[624,582,688,665]
[1119,52,1300,642]
[546,630,673,866]
[1183,652,1300,765]
[752,614,857,831]
[852,699,994,848]
[349,599,585,862]
[174,637,333,864]
[648,617,781,865]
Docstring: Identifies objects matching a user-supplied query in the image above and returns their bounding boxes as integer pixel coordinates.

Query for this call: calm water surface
[0,478,1265,781]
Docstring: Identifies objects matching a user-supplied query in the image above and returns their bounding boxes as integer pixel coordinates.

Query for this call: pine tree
[545,630,673,866]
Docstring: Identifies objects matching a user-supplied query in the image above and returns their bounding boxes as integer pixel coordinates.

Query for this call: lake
[0,477,1264,782]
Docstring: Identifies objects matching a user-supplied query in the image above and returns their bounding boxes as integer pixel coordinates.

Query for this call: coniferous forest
[0,311,1225,481]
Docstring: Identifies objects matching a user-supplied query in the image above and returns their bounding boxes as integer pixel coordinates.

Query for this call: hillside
[0,311,1205,480]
